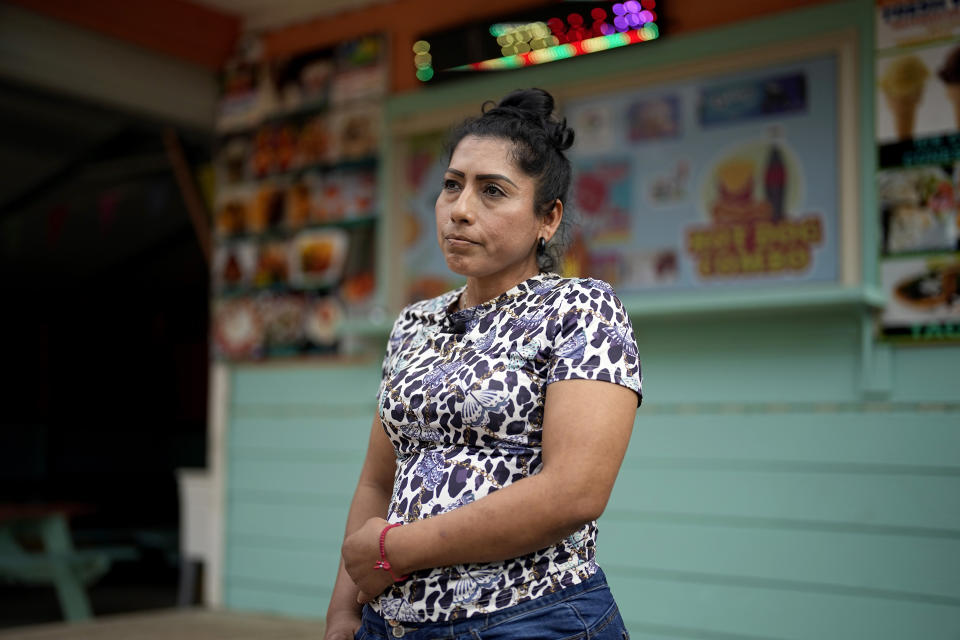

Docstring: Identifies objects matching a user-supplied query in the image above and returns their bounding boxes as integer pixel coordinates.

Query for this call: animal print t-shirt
[372,273,642,623]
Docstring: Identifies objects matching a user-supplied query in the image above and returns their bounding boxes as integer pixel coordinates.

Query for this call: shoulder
[557,277,618,299]
[549,277,627,317]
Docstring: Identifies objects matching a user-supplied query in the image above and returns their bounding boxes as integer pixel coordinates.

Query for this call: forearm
[388,468,593,576]
[326,480,392,623]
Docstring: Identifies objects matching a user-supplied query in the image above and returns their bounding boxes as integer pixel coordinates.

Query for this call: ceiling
[0,79,210,293]
[191,0,392,31]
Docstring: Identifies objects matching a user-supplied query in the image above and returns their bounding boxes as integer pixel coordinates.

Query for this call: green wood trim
[623,284,884,318]
[860,313,893,398]
[634,401,960,414]
[337,284,887,330]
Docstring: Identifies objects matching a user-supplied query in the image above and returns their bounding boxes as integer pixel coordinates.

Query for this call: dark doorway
[0,79,211,628]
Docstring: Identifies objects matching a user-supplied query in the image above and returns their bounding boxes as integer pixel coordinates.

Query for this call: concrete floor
[0,609,326,640]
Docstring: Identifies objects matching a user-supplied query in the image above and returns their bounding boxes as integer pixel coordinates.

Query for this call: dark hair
[446,88,575,272]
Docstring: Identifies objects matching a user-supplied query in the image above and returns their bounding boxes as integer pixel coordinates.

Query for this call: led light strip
[448,23,659,73]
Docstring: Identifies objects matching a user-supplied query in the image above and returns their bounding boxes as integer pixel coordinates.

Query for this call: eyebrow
[445,168,518,189]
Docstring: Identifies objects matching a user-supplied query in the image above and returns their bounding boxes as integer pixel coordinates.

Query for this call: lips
[446,233,478,244]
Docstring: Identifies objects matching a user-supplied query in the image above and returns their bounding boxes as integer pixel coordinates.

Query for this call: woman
[324,88,642,640]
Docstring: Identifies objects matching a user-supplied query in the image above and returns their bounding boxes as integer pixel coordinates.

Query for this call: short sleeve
[546,279,643,405]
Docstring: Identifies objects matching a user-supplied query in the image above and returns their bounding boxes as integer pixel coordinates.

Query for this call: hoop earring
[537,237,546,255]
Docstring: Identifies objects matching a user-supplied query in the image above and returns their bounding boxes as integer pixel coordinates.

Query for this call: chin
[444,256,474,277]
[444,255,490,279]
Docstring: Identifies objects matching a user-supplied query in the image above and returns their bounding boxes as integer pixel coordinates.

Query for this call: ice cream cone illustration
[938,46,960,130]
[880,55,929,140]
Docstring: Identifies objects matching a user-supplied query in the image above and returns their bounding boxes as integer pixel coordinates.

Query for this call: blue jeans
[354,569,629,640]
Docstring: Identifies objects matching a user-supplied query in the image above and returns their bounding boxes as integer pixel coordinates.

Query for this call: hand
[322,612,361,640]
[342,517,398,603]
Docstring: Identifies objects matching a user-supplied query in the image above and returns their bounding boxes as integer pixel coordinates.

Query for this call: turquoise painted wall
[222,2,960,637]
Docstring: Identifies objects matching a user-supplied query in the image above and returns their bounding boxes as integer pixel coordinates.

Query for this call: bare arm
[342,378,637,600]
[323,415,397,640]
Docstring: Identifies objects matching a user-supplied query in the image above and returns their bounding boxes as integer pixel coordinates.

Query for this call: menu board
[564,54,840,292]
[876,0,960,341]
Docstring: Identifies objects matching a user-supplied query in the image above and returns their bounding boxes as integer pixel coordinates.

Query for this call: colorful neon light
[448,24,658,73]
[412,40,434,82]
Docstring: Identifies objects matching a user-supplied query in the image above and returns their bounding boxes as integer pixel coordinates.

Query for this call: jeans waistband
[363,567,609,636]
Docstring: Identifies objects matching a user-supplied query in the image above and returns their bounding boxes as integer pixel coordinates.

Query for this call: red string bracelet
[372,522,408,582]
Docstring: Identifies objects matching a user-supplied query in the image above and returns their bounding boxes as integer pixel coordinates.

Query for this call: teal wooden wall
[222,316,960,638]
[222,2,960,637]
[603,312,960,639]
[224,364,379,614]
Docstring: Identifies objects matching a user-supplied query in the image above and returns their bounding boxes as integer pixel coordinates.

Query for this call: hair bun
[496,88,574,151]
[498,88,555,119]
[547,118,574,151]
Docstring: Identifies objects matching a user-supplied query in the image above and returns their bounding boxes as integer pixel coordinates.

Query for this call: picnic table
[0,504,134,622]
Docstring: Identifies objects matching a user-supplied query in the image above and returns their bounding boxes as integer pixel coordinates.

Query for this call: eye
[442,179,461,192]
[482,183,505,197]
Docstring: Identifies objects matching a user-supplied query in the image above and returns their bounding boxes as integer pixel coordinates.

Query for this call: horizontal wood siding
[224,365,380,619]
[222,323,960,638]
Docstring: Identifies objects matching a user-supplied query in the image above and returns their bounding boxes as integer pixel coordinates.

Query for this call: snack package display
[214,184,256,236]
[290,228,349,288]
[258,292,308,353]
[211,36,385,359]
[216,56,265,134]
[329,106,379,159]
[216,136,252,185]
[305,295,343,348]
[249,182,287,232]
[212,297,264,359]
[328,170,377,218]
[254,239,291,288]
[215,197,249,236]
[331,35,385,105]
[213,240,258,290]
[285,178,313,228]
[251,124,297,177]
[276,55,334,113]
[295,115,334,166]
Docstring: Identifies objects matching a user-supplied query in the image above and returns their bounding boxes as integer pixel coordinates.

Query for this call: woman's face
[436,135,558,286]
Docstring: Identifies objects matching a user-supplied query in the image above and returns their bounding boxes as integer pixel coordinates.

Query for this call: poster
[564,54,839,293]
[881,254,960,339]
[876,40,960,143]
[876,0,960,51]
[876,0,960,341]
[402,132,465,303]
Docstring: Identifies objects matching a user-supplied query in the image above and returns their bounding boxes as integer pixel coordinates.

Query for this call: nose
[449,187,475,224]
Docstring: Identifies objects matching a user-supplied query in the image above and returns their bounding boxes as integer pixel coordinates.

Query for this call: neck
[460,260,540,310]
